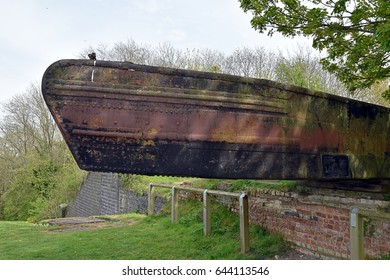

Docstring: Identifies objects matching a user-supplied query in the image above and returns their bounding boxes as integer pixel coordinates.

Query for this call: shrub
[0,151,85,222]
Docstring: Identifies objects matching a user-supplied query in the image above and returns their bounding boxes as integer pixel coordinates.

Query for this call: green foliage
[118,174,147,195]
[119,175,299,196]
[0,174,38,221]
[228,180,298,192]
[191,179,224,190]
[363,218,376,238]
[30,158,58,199]
[0,85,86,222]
[119,174,197,197]
[0,201,287,259]
[0,151,85,222]
[275,55,324,91]
[240,0,390,97]
[177,199,204,227]
[381,251,390,260]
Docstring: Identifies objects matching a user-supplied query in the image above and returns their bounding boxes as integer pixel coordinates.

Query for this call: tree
[0,84,86,221]
[0,83,60,157]
[183,48,225,73]
[225,47,268,77]
[239,0,390,97]
[81,39,390,105]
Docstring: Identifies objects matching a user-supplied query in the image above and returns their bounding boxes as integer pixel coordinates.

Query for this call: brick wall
[227,187,390,259]
[176,184,390,259]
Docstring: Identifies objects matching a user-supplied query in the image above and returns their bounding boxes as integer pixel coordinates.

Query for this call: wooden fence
[148,183,250,253]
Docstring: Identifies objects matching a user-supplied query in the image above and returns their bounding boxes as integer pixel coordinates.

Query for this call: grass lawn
[0,200,288,260]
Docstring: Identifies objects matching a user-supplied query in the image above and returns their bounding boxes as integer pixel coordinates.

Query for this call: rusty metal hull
[42,59,390,181]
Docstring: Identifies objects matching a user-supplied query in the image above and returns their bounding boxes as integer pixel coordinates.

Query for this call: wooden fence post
[171,186,179,223]
[239,193,250,253]
[148,184,252,254]
[148,183,155,216]
[203,190,211,236]
[350,208,364,260]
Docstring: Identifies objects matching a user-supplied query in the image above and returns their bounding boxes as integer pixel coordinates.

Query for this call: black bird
[88,52,96,60]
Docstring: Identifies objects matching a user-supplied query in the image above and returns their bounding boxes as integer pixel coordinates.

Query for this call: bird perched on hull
[88,52,96,60]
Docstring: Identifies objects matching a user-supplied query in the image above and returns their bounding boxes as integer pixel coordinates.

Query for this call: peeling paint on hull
[42,59,390,184]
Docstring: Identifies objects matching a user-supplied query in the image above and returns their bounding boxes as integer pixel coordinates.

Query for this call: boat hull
[42,59,390,181]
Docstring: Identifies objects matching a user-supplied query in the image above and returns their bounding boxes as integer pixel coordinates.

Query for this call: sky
[0,0,310,104]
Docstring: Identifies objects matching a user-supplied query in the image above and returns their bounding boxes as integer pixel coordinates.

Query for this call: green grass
[119,174,198,197]
[228,180,298,192]
[120,174,299,197]
[0,200,287,260]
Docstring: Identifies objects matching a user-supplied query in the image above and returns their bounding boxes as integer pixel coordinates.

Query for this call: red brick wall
[242,188,390,259]
[179,184,390,259]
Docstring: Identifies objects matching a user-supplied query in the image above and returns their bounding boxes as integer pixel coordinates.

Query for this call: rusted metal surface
[42,59,390,183]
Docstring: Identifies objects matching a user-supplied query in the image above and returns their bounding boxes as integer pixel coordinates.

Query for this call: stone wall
[67,172,167,217]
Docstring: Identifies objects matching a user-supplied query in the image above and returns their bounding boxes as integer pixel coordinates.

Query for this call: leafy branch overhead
[239,0,390,96]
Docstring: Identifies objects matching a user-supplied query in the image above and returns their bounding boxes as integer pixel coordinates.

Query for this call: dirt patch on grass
[43,216,137,233]
[271,249,322,260]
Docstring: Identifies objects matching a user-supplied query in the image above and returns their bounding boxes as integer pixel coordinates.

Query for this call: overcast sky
[0,0,310,104]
